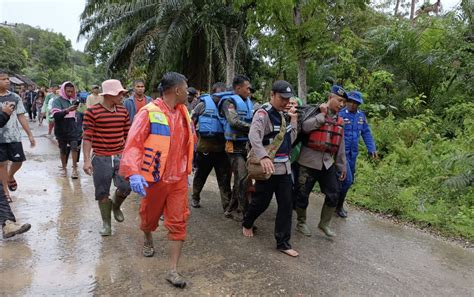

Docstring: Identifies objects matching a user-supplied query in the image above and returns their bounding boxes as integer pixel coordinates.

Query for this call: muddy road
[1,125,473,296]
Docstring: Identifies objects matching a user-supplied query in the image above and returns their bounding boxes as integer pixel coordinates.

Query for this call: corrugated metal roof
[15,74,35,85]
[9,76,24,84]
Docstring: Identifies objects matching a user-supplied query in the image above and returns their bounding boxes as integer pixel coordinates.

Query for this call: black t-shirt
[24,91,37,105]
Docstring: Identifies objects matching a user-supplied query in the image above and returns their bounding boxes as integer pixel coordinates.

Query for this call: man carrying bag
[242,80,299,257]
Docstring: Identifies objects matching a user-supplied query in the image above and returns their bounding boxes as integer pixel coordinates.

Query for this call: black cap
[187,87,197,96]
[271,80,294,99]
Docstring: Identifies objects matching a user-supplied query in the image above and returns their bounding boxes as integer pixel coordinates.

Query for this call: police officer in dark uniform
[190,82,232,211]
[337,90,377,217]
[217,75,254,221]
[293,85,347,237]
[242,80,299,257]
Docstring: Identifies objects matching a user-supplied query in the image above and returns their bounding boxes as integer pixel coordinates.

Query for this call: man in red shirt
[120,72,196,288]
[123,79,152,123]
[82,79,131,236]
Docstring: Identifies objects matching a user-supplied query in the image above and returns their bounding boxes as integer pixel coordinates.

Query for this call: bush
[349,108,474,240]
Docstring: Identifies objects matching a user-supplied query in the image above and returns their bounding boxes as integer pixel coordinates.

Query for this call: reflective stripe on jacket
[140,102,194,183]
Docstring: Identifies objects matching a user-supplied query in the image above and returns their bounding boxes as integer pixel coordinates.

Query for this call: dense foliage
[2,1,473,239]
[80,0,472,240]
[0,24,103,90]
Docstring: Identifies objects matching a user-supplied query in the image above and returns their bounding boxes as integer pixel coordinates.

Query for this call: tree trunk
[208,34,213,92]
[294,1,307,102]
[410,0,416,20]
[394,0,401,16]
[223,26,238,86]
[297,56,307,103]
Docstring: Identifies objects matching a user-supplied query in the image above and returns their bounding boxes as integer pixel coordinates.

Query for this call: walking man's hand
[260,157,275,175]
[339,169,346,181]
[130,174,149,197]
[28,135,36,148]
[83,160,93,176]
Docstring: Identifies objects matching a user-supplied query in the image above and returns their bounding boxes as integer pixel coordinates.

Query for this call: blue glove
[129,174,149,197]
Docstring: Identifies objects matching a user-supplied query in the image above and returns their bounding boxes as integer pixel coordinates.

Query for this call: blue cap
[347,90,364,104]
[331,85,348,99]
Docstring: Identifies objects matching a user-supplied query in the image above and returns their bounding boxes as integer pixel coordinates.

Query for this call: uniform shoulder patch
[256,109,267,118]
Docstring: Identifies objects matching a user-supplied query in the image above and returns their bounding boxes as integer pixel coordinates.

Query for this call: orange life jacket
[140,102,195,183]
[305,116,344,155]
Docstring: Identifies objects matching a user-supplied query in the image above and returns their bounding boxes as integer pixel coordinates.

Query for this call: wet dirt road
[1,125,473,296]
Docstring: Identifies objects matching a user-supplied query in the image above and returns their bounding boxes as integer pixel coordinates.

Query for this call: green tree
[79,0,253,89]
[0,27,27,72]
[241,0,368,101]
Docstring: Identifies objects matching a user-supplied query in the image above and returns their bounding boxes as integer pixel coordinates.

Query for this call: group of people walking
[0,69,377,289]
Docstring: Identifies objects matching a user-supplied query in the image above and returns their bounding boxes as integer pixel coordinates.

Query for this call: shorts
[92,155,131,200]
[57,139,79,155]
[0,142,26,162]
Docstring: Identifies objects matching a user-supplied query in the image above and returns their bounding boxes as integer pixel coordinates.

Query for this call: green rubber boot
[98,200,112,236]
[318,204,336,237]
[112,190,127,223]
[295,208,312,237]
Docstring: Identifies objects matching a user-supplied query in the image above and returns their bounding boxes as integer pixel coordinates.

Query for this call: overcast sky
[0,0,463,52]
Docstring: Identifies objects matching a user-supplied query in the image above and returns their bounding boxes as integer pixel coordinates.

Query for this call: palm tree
[79,0,250,90]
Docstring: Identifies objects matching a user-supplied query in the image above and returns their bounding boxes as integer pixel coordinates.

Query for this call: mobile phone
[73,100,80,106]
[4,101,16,110]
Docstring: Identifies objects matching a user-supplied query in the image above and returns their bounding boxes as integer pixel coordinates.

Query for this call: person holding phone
[50,81,82,179]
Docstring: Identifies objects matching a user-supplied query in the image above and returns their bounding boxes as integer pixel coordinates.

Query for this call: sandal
[166,270,187,288]
[7,179,17,192]
[143,241,155,257]
[5,194,12,203]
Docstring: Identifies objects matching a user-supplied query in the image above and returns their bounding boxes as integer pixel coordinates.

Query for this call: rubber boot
[112,190,126,222]
[98,200,112,236]
[336,191,348,218]
[295,208,312,237]
[318,204,336,237]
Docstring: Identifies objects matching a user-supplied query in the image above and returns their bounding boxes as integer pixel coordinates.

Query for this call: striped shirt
[83,104,130,156]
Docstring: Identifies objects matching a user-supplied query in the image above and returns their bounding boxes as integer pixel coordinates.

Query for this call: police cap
[272,80,295,99]
[331,85,348,99]
[347,90,364,104]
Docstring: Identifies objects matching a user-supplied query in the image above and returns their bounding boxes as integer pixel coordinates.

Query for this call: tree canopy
[0,23,102,90]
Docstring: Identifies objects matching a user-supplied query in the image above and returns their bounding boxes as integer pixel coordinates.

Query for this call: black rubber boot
[112,190,127,222]
[336,190,348,218]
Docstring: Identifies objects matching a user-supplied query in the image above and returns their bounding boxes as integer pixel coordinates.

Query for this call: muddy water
[1,125,473,296]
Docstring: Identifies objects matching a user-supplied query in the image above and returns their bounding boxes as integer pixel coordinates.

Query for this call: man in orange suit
[120,72,196,289]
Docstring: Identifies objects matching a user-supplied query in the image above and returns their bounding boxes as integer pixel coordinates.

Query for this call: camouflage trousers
[293,163,341,209]
[227,153,249,214]
[192,151,232,211]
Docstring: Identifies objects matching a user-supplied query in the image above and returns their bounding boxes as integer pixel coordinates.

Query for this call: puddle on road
[0,125,472,296]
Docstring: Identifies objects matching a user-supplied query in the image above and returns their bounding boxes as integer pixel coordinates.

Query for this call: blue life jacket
[259,103,292,162]
[216,92,254,141]
[197,94,224,137]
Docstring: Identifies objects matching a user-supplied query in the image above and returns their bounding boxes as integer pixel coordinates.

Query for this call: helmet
[347,91,364,104]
